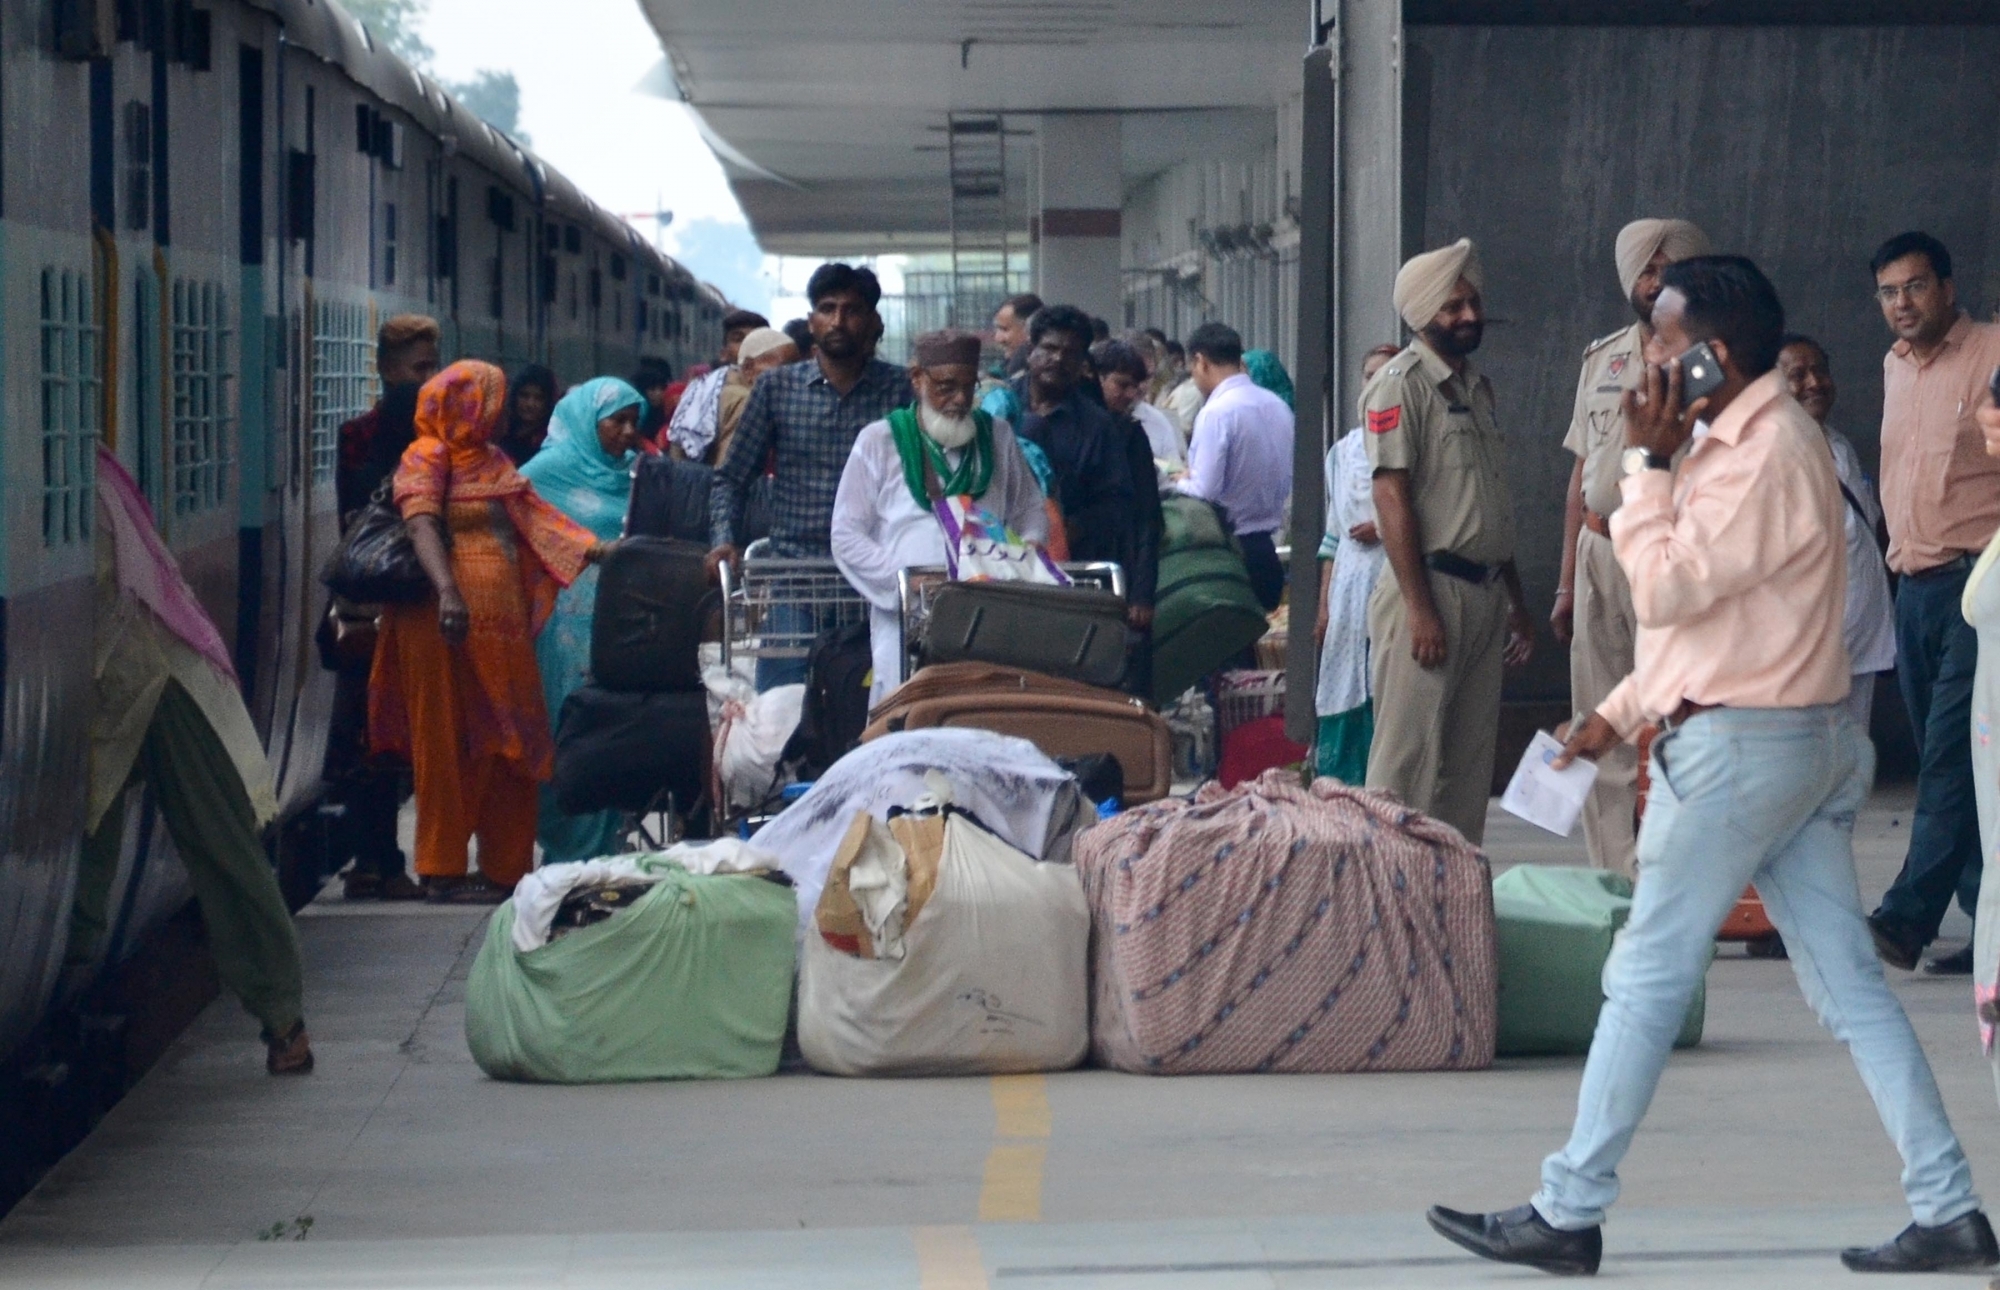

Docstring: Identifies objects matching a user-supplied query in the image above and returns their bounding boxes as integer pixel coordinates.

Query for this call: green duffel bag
[1493,864,1707,1057]
[1151,496,1270,705]
[465,863,796,1083]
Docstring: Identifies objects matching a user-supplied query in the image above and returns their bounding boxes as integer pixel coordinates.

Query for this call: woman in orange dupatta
[369,361,606,901]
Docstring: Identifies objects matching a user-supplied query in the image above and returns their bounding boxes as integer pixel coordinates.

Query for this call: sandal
[265,1021,315,1075]
[424,875,510,905]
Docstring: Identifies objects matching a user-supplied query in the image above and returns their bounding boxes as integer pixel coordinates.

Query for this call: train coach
[0,0,725,1093]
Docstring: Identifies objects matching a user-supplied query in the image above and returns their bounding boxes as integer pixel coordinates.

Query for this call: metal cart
[716,538,873,676]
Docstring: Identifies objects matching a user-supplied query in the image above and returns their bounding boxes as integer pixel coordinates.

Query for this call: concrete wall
[1408,23,2000,701]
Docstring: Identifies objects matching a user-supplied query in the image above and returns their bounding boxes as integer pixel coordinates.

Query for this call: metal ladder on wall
[946,113,1014,331]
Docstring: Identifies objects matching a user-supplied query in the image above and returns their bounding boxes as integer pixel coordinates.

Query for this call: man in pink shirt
[1865,232,2000,977]
[1427,256,1991,1278]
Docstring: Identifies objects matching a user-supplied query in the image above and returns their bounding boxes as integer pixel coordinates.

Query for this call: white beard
[918,401,978,451]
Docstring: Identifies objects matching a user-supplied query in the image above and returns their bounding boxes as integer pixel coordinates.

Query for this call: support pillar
[1286,0,1404,745]
[1035,113,1123,322]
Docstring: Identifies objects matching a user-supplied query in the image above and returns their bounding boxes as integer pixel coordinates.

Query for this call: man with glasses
[1865,231,2000,976]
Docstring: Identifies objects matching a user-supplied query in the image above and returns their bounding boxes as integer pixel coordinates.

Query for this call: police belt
[1424,551,1501,586]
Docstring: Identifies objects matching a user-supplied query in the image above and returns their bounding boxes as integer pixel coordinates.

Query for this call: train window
[609,254,627,281]
[170,279,234,515]
[486,186,515,232]
[564,225,580,255]
[124,102,151,231]
[310,299,374,485]
[647,274,661,298]
[171,4,211,71]
[39,267,102,547]
[383,204,398,287]
[286,150,315,242]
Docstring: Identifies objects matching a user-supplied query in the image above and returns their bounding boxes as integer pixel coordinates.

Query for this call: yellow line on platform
[913,1224,988,1290]
[978,1073,1050,1222]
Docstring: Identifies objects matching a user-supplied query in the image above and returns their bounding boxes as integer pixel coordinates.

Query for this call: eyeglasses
[1875,278,1936,304]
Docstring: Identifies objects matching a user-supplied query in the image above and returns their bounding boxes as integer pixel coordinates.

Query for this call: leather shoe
[1839,1210,1999,1273]
[1925,943,1975,976]
[1867,912,1923,972]
[1426,1203,1601,1276]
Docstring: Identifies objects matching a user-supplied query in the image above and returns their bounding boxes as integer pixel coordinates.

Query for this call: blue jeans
[754,602,816,692]
[1875,564,1983,943]
[1533,705,1978,1230]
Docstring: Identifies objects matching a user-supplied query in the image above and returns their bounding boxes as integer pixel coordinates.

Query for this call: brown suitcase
[865,663,1172,804]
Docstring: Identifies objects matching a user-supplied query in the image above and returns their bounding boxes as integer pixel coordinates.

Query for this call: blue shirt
[709,357,915,557]
[1177,372,1294,535]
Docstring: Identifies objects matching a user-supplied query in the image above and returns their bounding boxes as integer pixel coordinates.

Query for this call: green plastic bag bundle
[465,863,796,1083]
[1493,864,1706,1057]
[1151,496,1271,706]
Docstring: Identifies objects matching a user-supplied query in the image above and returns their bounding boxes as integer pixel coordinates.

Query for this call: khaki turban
[737,327,794,365]
[912,328,983,369]
[1393,238,1482,331]
[1615,219,1712,298]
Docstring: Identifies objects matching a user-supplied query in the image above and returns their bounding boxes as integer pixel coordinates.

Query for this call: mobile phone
[1675,342,1726,403]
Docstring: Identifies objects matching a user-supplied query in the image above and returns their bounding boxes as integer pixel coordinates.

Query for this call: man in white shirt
[667,308,769,462]
[1777,334,1897,729]
[831,330,1048,704]
[1175,322,1294,609]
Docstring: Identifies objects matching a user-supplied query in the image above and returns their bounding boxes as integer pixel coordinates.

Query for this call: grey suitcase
[919,581,1131,690]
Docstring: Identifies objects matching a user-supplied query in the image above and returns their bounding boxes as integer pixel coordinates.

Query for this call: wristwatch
[1621,447,1672,477]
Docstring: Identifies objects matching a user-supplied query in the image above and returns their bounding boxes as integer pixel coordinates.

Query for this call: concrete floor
[3,787,1997,1288]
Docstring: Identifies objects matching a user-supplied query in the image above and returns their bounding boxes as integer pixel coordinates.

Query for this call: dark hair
[806,262,882,310]
[508,363,558,403]
[1659,255,1786,378]
[1186,321,1245,366]
[1777,332,1828,363]
[1870,230,1952,282]
[1165,340,1185,361]
[782,317,814,355]
[1089,316,1111,342]
[630,357,674,391]
[1090,339,1149,383]
[1142,326,1169,345]
[1000,292,1044,322]
[1028,303,1094,348]
[722,308,769,333]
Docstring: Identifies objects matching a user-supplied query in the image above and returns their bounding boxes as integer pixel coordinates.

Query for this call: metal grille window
[170,279,235,515]
[310,299,374,483]
[40,267,101,546]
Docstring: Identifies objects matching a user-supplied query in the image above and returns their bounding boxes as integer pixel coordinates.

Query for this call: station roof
[637,0,1999,255]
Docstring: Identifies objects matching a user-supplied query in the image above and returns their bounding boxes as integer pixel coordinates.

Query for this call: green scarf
[888,404,994,510]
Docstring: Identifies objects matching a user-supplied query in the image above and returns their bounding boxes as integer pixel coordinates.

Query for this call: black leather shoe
[1867,912,1924,972]
[1925,943,1975,976]
[1426,1203,1602,1276]
[1839,1210,1999,1273]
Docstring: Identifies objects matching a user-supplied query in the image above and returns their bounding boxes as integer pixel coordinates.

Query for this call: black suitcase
[625,455,774,547]
[784,620,875,779]
[626,455,713,542]
[552,686,709,816]
[919,581,1131,689]
[590,536,709,693]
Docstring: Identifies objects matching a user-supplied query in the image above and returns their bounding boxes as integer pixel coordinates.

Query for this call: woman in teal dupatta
[519,377,645,863]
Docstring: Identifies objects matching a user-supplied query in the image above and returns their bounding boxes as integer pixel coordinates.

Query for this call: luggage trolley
[716,538,873,677]
[893,562,1126,692]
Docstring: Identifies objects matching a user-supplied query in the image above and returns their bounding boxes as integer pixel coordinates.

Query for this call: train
[0,0,727,1081]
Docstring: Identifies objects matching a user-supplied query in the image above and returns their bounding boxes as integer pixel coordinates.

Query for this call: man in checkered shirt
[707,262,914,687]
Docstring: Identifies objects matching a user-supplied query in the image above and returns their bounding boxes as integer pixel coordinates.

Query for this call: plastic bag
[934,495,1068,585]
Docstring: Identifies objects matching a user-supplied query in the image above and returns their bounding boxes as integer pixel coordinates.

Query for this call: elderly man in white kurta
[831,329,1049,705]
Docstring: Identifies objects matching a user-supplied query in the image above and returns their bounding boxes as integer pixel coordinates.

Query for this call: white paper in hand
[1500,730,1601,838]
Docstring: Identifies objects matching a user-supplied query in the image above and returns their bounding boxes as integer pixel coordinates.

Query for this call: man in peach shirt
[1427,257,1992,1279]
[1865,231,2000,977]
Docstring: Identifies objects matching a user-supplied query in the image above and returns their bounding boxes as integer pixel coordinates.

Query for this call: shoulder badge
[1366,406,1402,435]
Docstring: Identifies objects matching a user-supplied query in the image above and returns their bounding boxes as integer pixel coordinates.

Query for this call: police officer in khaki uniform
[1363,238,1535,844]
[1551,219,1711,878]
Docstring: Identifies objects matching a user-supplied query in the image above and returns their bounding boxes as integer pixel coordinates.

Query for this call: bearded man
[1361,238,1535,845]
[831,329,1050,704]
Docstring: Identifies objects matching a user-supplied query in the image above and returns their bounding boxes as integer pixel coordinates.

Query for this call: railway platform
[3,788,1994,1289]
